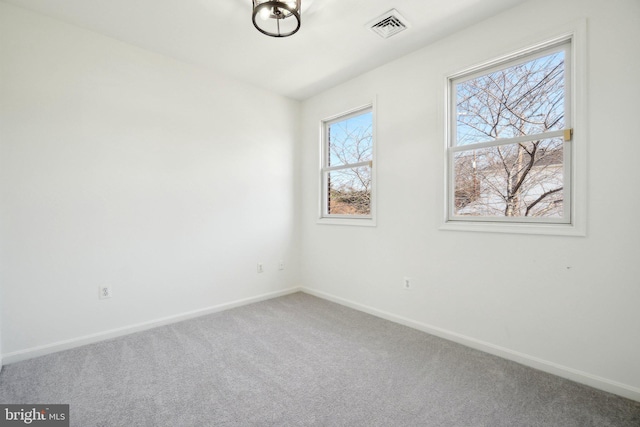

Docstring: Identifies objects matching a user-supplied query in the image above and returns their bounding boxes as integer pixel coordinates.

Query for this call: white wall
[300,0,640,399]
[0,3,300,361]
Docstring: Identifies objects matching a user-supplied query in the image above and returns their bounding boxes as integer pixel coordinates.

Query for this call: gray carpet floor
[1,292,639,426]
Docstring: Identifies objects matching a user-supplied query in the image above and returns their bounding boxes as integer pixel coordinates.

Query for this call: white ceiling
[3,0,527,100]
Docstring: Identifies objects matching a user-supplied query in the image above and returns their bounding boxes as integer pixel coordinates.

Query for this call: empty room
[1,0,639,425]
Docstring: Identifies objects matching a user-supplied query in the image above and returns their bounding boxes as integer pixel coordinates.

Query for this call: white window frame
[442,25,587,236]
[318,103,376,226]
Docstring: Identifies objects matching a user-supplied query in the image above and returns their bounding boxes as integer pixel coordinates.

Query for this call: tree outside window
[321,107,373,219]
[449,41,571,223]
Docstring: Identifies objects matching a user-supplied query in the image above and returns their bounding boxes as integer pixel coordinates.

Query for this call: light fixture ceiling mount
[252,0,301,38]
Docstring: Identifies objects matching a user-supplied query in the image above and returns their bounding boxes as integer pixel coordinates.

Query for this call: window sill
[440,220,585,236]
[317,217,376,227]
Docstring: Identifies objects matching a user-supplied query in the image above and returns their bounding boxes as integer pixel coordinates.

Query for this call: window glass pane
[327,111,373,167]
[454,138,563,218]
[327,167,371,215]
[456,50,565,146]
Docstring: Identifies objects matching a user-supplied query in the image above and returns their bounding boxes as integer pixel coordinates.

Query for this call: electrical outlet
[99,285,112,299]
[278,260,285,270]
[403,277,412,290]
[257,263,264,273]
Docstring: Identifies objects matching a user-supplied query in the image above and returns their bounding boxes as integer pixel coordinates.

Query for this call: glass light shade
[252,0,301,37]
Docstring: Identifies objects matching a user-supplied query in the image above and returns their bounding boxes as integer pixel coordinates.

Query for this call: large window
[447,39,573,226]
[320,105,374,224]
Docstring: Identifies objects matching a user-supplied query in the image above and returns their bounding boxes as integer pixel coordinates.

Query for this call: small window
[320,105,374,224]
[447,39,572,225]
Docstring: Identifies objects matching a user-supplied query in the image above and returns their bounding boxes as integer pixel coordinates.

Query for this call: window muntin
[448,41,571,223]
[321,107,373,219]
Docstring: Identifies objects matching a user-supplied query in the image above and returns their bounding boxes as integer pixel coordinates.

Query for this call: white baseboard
[2,287,302,365]
[302,287,640,403]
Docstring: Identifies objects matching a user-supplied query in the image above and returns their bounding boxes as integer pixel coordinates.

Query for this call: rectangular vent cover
[367,9,409,39]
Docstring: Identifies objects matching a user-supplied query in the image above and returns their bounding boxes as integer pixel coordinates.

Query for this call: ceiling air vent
[367,9,409,39]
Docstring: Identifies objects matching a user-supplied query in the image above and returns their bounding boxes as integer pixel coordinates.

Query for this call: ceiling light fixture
[252,0,301,38]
